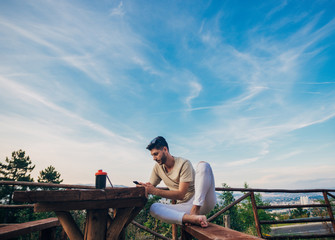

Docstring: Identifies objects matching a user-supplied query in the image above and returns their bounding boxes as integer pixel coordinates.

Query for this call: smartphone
[133,181,140,185]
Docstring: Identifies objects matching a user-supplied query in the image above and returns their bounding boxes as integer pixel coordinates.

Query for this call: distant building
[300,196,309,205]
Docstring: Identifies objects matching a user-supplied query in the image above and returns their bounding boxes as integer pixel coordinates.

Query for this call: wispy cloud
[226,157,259,167]
[0,76,135,143]
[110,1,125,17]
[1,1,334,188]
[185,81,202,108]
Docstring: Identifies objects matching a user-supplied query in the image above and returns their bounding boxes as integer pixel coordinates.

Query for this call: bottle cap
[95,169,107,176]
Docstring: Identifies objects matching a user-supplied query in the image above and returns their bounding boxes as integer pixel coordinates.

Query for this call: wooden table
[13,187,147,240]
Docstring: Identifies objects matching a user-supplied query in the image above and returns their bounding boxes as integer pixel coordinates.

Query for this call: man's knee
[196,161,211,173]
[150,203,161,218]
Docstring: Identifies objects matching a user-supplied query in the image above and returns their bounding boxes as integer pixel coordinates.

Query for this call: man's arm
[141,181,190,200]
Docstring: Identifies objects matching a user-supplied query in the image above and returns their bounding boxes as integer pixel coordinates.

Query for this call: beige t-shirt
[149,156,195,203]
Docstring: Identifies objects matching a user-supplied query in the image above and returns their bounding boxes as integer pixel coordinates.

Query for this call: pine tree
[38,165,63,184]
[0,150,35,204]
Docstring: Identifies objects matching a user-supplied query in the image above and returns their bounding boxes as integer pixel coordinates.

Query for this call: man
[139,136,216,227]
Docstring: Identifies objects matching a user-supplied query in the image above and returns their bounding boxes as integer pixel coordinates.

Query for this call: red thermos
[95,170,107,189]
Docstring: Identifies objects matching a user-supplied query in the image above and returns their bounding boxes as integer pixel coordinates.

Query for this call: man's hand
[140,182,156,195]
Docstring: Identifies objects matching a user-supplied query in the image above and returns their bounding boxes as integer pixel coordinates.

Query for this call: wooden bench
[0,217,60,240]
[182,223,263,240]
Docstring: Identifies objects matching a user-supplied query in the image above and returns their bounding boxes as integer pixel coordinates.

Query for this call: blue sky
[1,0,334,189]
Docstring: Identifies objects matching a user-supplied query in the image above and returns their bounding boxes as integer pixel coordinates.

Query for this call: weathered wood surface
[34,197,147,212]
[257,203,329,209]
[85,209,108,240]
[55,211,83,240]
[182,223,263,240]
[0,204,34,209]
[215,187,335,193]
[0,180,95,189]
[250,192,262,238]
[106,208,133,240]
[13,187,145,203]
[0,217,60,240]
[12,188,147,240]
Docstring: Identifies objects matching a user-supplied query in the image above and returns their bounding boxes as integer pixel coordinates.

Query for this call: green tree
[126,195,181,239]
[38,165,63,184]
[238,183,273,236]
[290,207,310,219]
[0,150,35,204]
[0,150,35,223]
[217,183,243,231]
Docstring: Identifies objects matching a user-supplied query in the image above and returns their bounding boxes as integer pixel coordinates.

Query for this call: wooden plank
[14,190,81,202]
[182,223,262,240]
[257,204,328,209]
[85,209,108,240]
[0,204,34,209]
[323,191,335,231]
[104,187,146,199]
[171,199,178,240]
[215,187,335,193]
[55,211,83,240]
[0,218,59,240]
[13,187,146,203]
[0,180,95,189]
[265,233,335,239]
[124,206,145,228]
[35,197,147,212]
[260,217,332,224]
[250,192,262,238]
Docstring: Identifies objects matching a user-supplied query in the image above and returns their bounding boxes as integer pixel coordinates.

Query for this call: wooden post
[55,211,83,240]
[250,192,262,238]
[171,200,178,240]
[223,215,230,228]
[181,228,192,240]
[106,207,133,240]
[39,227,56,240]
[323,191,335,231]
[85,209,108,240]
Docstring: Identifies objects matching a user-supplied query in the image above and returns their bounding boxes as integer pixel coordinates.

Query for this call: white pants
[150,161,217,225]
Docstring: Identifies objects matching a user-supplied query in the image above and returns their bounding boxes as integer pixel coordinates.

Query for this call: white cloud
[225,157,259,167]
[110,1,125,17]
[185,81,202,108]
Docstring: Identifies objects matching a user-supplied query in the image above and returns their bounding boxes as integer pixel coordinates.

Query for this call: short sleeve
[179,160,194,183]
[149,165,162,187]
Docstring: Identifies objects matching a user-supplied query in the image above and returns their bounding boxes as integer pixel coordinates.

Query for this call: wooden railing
[1,181,335,240]
[212,188,335,239]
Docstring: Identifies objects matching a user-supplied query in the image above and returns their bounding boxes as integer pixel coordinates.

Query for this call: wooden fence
[212,187,335,239]
[1,181,334,239]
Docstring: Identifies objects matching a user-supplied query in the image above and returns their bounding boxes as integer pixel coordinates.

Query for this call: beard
[159,152,167,165]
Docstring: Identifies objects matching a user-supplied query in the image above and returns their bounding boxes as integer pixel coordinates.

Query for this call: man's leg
[192,161,217,215]
[150,201,193,225]
[150,201,208,227]
[149,162,216,227]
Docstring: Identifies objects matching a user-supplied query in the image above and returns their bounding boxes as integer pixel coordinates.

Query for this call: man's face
[150,147,167,165]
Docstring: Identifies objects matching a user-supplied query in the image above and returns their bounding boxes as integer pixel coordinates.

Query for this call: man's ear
[163,146,168,152]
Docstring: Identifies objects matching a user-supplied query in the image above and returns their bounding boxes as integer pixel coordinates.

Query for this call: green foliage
[0,150,35,208]
[38,165,63,184]
[0,149,35,182]
[220,183,242,231]
[130,195,174,239]
[290,207,310,219]
[211,182,274,236]
[0,150,64,226]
